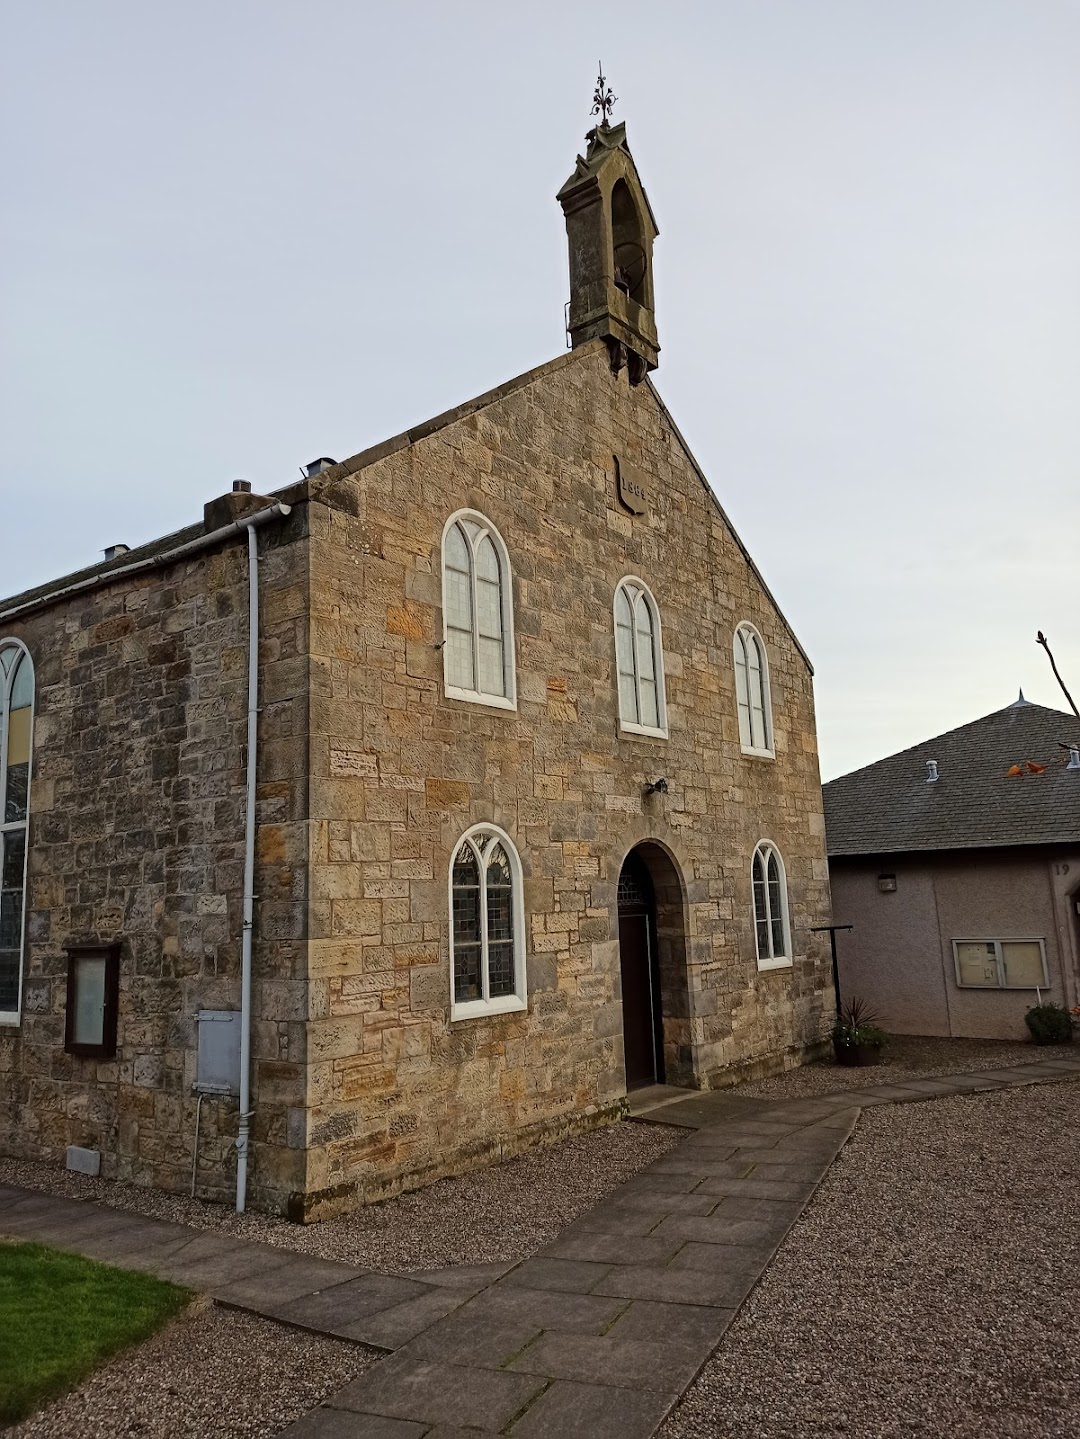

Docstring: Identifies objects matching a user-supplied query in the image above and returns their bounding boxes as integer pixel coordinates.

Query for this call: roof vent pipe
[1068,745,1080,771]
[103,544,130,561]
[926,760,939,783]
[233,480,252,494]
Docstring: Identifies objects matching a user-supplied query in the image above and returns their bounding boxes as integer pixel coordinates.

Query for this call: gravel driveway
[660,1075,1080,1439]
[0,1119,680,1272]
[8,1304,371,1439]
[737,1033,1075,1099]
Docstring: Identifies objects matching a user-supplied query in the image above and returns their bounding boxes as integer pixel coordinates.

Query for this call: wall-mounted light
[878,874,897,893]
[644,778,668,796]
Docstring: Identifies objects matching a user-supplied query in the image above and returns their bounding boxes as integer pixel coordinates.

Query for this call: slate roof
[823,700,1080,857]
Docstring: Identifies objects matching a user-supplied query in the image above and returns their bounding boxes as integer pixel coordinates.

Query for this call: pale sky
[2,2,1077,780]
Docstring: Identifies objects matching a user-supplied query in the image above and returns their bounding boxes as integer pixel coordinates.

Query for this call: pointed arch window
[752,841,791,970]
[1,642,33,1023]
[614,578,667,737]
[449,824,527,1020]
[441,512,516,710]
[734,623,773,756]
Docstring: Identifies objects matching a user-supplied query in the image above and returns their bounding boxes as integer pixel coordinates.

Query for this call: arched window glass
[734,623,773,755]
[1,642,33,1021]
[752,841,791,970]
[449,825,527,1019]
[441,513,516,709]
[614,579,666,736]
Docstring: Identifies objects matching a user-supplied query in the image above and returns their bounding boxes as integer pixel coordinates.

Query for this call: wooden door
[617,852,663,1089]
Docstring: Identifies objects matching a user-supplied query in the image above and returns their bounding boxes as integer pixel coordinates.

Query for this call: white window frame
[613,577,668,739]
[0,638,34,1027]
[440,510,517,711]
[448,822,528,1022]
[952,938,1049,990]
[734,621,774,758]
[752,839,792,971]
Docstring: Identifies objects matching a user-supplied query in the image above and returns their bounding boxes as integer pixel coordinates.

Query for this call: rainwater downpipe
[235,506,290,1213]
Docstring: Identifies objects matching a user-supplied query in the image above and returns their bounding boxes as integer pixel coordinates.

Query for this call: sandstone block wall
[297,341,834,1216]
[0,517,310,1212]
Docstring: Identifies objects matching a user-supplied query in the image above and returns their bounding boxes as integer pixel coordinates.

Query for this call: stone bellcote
[558,120,659,384]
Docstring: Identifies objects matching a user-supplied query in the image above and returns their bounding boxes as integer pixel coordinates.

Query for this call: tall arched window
[441,512,516,710]
[449,824,527,1020]
[614,578,667,737]
[752,841,791,970]
[734,623,773,756]
[0,641,33,1022]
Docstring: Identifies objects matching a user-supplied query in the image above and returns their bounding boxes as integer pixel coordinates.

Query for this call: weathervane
[591,63,616,126]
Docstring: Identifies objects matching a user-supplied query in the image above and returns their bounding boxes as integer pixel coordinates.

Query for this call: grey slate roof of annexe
[823,700,1080,857]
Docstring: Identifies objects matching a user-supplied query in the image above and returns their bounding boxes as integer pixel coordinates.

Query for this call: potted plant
[832,997,887,1067]
[1024,1001,1073,1045]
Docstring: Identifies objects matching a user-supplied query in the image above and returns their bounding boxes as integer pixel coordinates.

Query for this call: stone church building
[0,117,834,1218]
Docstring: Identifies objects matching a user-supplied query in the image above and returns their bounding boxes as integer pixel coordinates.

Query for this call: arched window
[752,841,791,970]
[441,512,516,710]
[0,641,33,1022]
[734,623,773,756]
[449,824,527,1020]
[614,578,667,736]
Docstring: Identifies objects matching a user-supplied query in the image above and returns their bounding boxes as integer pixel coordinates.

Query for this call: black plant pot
[833,1038,882,1067]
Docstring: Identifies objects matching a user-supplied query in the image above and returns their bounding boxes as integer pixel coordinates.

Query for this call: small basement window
[953,939,1048,990]
[64,942,120,1058]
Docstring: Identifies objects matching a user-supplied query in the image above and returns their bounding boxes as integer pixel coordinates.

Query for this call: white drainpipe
[235,506,290,1213]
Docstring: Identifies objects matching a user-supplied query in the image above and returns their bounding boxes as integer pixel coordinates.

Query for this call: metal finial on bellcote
[591,63,616,126]
[1010,688,1032,707]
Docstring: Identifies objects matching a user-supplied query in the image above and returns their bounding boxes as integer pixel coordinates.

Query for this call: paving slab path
[3,1053,1079,1438]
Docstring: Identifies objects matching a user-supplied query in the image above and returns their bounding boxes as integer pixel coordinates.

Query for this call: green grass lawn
[0,1241,190,1425]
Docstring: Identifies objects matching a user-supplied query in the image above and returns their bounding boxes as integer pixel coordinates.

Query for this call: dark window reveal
[64,942,121,1058]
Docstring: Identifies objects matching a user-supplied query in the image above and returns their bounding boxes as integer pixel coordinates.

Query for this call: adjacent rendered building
[0,117,834,1217]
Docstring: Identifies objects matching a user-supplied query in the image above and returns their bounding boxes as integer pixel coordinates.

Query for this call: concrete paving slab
[401,1261,515,1291]
[609,1189,719,1218]
[502,1257,612,1294]
[508,1378,674,1438]
[565,1205,667,1238]
[334,1287,469,1350]
[538,1229,684,1268]
[278,1409,428,1438]
[590,1261,753,1307]
[510,1330,707,1393]
[648,1213,779,1248]
[273,1274,435,1337]
[460,1284,628,1335]
[403,1311,543,1370]
[693,1174,817,1202]
[330,1351,547,1430]
[647,1156,755,1180]
[216,1258,362,1312]
[605,1298,736,1352]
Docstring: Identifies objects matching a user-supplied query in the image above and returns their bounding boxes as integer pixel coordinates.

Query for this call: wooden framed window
[734,623,774,757]
[614,578,667,737]
[64,942,121,1058]
[441,511,517,710]
[752,841,792,970]
[0,640,33,1024]
[449,824,527,1021]
[953,939,1048,990]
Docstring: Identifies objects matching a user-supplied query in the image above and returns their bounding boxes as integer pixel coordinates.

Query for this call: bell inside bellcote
[558,118,660,384]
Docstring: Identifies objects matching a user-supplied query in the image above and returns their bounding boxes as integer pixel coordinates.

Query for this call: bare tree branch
[1036,630,1080,719]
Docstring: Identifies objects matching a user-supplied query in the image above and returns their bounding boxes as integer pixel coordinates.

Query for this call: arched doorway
[617,849,665,1088]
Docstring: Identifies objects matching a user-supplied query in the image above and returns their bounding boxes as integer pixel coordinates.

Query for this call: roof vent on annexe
[926,760,939,783]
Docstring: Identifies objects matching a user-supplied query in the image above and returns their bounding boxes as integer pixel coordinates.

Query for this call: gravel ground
[8,1303,371,1439]
[0,1119,681,1272]
[661,1075,1080,1439]
[737,1034,1076,1099]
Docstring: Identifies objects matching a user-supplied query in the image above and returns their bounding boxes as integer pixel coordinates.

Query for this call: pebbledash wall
[0,341,835,1219]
